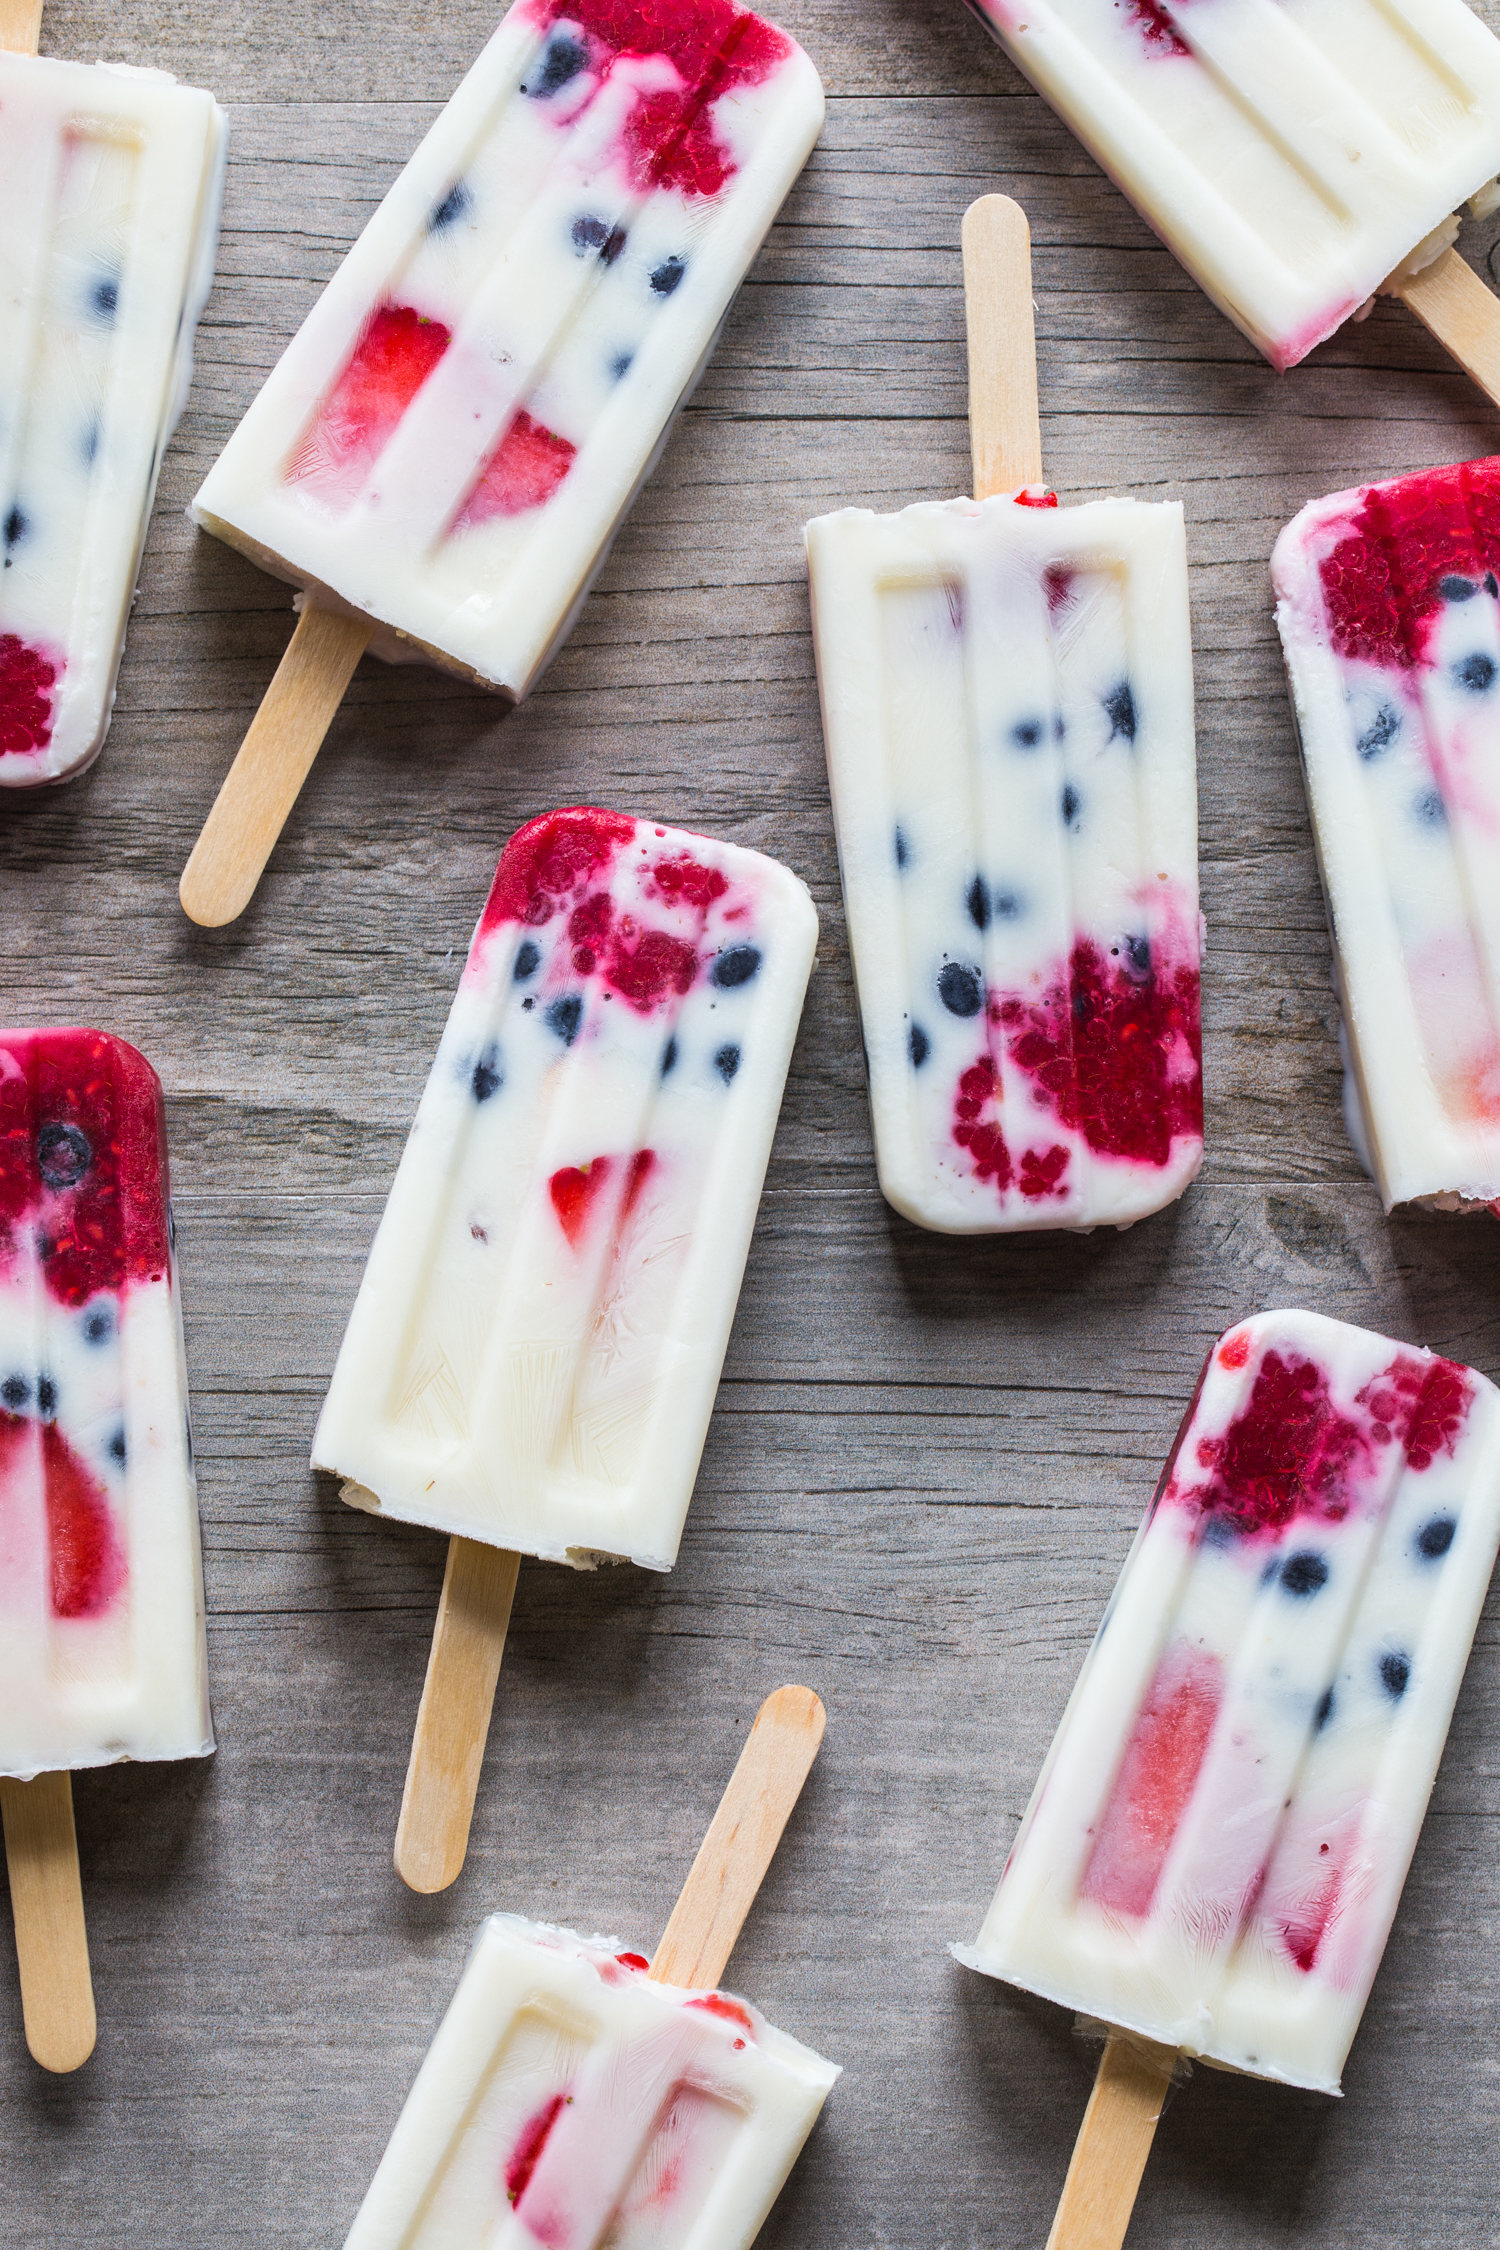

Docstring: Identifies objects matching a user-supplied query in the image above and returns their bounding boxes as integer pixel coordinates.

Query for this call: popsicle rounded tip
[26,1996,97,2075]
[178,849,252,929]
[393,1820,468,1896]
[961,193,1031,248]
[755,1685,826,1746]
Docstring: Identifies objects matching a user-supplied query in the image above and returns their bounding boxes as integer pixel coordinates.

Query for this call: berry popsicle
[341,1686,836,2250]
[180,0,824,926]
[961,0,1500,400]
[0,0,225,785]
[0,1028,212,2073]
[312,807,817,1891]
[1272,456,1500,1215]
[955,1310,1500,2247]
[805,196,1202,1233]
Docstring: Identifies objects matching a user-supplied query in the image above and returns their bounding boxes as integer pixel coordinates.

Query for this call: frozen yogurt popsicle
[313,807,817,1890]
[0,1027,212,2072]
[180,0,824,925]
[0,7,226,786]
[343,1687,836,2250]
[806,197,1201,1233]
[956,1309,1500,2245]
[1272,456,1500,1215]
[962,0,1500,393]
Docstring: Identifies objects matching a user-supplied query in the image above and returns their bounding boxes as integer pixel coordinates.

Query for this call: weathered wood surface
[6,0,1500,2243]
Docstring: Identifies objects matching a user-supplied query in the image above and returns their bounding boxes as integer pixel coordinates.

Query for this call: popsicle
[0,1027,212,2072]
[0,0,226,786]
[342,1685,836,2250]
[961,0,1500,400]
[805,196,1202,1234]
[1272,455,1500,1215]
[955,1308,1500,2248]
[312,806,818,1891]
[180,0,824,926]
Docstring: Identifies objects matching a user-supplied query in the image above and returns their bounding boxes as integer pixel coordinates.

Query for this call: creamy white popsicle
[1273,456,1500,1215]
[0,49,225,786]
[957,1310,1500,2102]
[962,0,1500,375]
[0,1028,211,1777]
[194,0,819,694]
[343,1916,838,2250]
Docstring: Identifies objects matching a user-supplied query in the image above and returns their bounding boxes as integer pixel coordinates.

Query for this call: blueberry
[3,505,26,550]
[993,892,1022,921]
[967,875,991,931]
[546,994,583,1045]
[1,1375,29,1409]
[1125,933,1151,979]
[514,941,541,981]
[650,255,686,297]
[1417,1514,1456,1560]
[714,1044,741,1083]
[1104,682,1137,741]
[894,827,909,870]
[108,1428,126,1467]
[36,1377,56,1419]
[471,1046,501,1102]
[83,1309,112,1346]
[1011,718,1044,749]
[660,1036,678,1078]
[1441,574,1478,601]
[428,182,471,231]
[1313,1685,1335,1733]
[524,31,588,96]
[1488,573,1499,598]
[1280,1550,1328,1597]
[909,1023,930,1068]
[711,946,761,989]
[91,276,119,320]
[572,215,626,263]
[609,351,633,381]
[1355,704,1399,760]
[1414,787,1446,826]
[37,1121,91,1189]
[1379,1651,1411,1699]
[1455,652,1496,693]
[81,420,100,468]
[938,961,982,1018]
[1060,784,1082,828]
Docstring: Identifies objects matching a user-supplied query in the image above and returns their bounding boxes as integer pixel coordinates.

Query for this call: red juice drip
[0,635,61,758]
[686,1991,754,2032]
[453,411,577,532]
[506,2092,567,2206]
[1316,455,1500,671]
[0,1414,127,1620]
[1125,0,1190,54]
[0,1029,172,1307]
[1277,1856,1343,1975]
[1080,1643,1223,1917]
[285,303,452,504]
[615,1951,649,1970]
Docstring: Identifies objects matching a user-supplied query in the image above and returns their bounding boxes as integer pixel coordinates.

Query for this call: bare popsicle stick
[1045,2031,1177,2250]
[1,1774,96,2074]
[1383,248,1500,411]
[393,1536,521,1894]
[962,194,1044,501]
[179,603,370,927]
[0,0,42,53]
[649,1684,826,1992]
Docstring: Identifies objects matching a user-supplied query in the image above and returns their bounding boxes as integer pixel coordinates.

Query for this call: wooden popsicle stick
[1044,2030,1178,2250]
[179,602,371,927]
[394,1536,521,1895]
[0,0,42,53]
[1383,248,1500,411]
[1,1773,96,2074]
[648,1684,826,1992]
[962,194,1044,501]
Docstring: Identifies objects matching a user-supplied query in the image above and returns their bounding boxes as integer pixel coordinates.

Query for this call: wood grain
[0,1776,96,2076]
[1387,248,1500,413]
[4,0,1500,2243]
[649,1686,826,1992]
[1046,2032,1178,2250]
[393,1538,521,1895]
[0,0,41,54]
[963,193,1043,495]
[179,604,371,926]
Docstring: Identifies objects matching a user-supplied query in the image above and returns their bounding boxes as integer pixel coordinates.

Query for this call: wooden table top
[5,1,1500,2243]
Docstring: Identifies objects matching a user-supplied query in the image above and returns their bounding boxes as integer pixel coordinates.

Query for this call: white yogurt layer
[956,1309,1500,2094]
